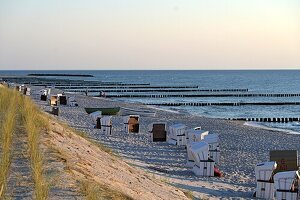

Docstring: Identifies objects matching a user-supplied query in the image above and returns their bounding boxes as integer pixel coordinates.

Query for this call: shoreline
[244,121,300,135]
[95,95,300,136]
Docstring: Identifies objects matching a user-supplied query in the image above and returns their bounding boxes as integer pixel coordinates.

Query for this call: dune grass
[20,96,49,200]
[0,88,19,198]
[80,180,133,200]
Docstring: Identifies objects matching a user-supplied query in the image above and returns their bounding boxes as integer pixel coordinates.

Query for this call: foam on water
[244,121,300,134]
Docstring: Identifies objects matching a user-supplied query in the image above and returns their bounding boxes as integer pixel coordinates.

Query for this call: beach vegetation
[0,89,19,198]
[20,96,49,200]
[80,180,133,200]
[183,190,195,200]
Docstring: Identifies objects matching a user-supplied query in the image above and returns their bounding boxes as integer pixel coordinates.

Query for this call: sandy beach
[31,87,300,199]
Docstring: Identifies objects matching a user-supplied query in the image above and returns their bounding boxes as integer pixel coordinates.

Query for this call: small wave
[146,105,180,114]
[292,122,300,126]
[244,121,300,135]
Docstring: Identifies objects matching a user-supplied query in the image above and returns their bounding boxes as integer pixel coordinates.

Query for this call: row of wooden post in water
[227,117,300,122]
[65,88,249,93]
[103,93,300,98]
[146,102,300,106]
[54,85,201,89]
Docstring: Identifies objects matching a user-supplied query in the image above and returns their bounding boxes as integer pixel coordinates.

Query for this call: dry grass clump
[183,190,195,200]
[20,96,49,200]
[0,89,19,198]
[80,181,133,200]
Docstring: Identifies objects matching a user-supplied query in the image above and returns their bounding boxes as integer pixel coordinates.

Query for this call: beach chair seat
[41,94,47,101]
[100,116,112,135]
[192,159,215,177]
[59,95,67,105]
[149,123,167,142]
[123,115,140,133]
[52,107,59,116]
[50,95,58,106]
[255,181,275,200]
[274,171,300,200]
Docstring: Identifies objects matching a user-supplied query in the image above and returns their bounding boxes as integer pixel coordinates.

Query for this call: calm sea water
[1,70,300,133]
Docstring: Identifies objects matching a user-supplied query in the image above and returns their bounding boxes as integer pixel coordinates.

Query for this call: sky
[0,0,299,70]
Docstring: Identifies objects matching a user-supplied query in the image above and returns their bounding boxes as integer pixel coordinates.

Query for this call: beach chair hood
[89,111,102,123]
[169,123,187,139]
[188,129,209,142]
[190,141,209,162]
[274,170,300,190]
[255,161,277,181]
[204,134,219,144]
[148,122,167,132]
[123,115,140,123]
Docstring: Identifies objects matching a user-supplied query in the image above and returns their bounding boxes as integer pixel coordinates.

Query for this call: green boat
[84,107,120,115]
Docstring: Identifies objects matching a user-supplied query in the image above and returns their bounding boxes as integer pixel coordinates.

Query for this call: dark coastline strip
[104,93,300,98]
[227,117,300,123]
[65,88,248,93]
[146,102,300,106]
[27,74,94,77]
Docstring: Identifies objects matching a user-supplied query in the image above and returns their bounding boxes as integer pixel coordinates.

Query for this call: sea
[1,70,300,133]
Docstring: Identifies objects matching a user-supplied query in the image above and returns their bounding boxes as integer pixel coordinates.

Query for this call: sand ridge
[45,118,190,200]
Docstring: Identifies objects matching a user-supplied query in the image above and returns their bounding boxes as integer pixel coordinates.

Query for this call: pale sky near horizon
[0,0,299,70]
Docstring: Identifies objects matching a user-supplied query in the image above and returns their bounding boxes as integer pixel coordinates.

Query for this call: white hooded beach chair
[123,115,140,133]
[24,87,31,96]
[274,171,300,200]
[255,161,277,199]
[187,129,209,144]
[149,122,167,142]
[100,116,112,135]
[68,96,78,107]
[20,84,25,93]
[41,89,47,95]
[204,134,220,164]
[168,124,187,146]
[89,111,102,128]
[39,89,48,101]
[190,141,215,177]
